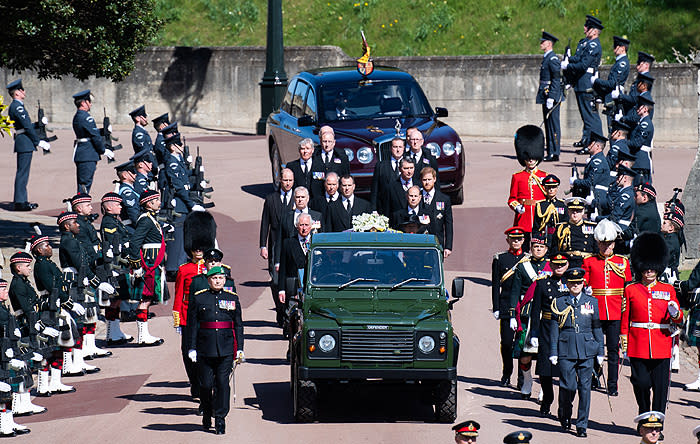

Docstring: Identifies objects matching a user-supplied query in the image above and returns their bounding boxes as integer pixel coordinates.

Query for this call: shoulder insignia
[584,220,597,225]
[223,289,237,295]
[17,106,24,113]
[170,163,178,169]
[103,227,117,234]
[592,158,601,165]
[126,199,136,206]
[620,61,627,67]
[590,42,597,48]
[640,122,649,129]
[136,133,143,139]
[222,264,231,270]
[550,55,559,61]
[87,116,94,123]
[195,289,207,295]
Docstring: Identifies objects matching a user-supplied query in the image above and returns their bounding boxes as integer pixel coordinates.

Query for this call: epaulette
[493,252,504,261]
[223,289,237,295]
[222,264,231,270]
[195,289,207,295]
[103,227,117,234]
[584,220,597,225]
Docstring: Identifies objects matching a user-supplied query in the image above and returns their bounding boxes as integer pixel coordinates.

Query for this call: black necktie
[302,163,307,175]
[346,199,352,214]
[283,191,289,207]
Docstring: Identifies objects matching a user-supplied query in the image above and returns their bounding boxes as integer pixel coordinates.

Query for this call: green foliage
[202,0,260,34]
[0,0,163,82]
[0,96,13,138]
[538,0,567,17]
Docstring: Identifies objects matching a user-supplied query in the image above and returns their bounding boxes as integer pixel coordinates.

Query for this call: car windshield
[319,80,432,122]
[309,247,441,287]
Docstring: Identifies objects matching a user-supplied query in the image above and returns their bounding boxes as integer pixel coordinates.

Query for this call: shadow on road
[248,381,293,423]
[458,375,502,387]
[142,406,197,416]
[118,393,193,403]
[463,276,492,287]
[502,417,563,432]
[468,385,522,400]
[143,422,203,432]
[145,381,190,389]
[0,218,59,248]
[241,280,271,288]
[244,333,285,342]
[245,357,288,366]
[241,183,274,199]
[587,419,636,435]
[244,319,279,328]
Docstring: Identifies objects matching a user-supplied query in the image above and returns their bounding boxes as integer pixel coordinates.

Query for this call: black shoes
[540,404,551,417]
[560,417,571,431]
[543,154,559,162]
[13,202,38,211]
[499,376,510,387]
[575,148,588,155]
[521,392,531,400]
[202,414,211,430]
[196,405,204,416]
[576,428,587,437]
[215,417,225,435]
[573,139,586,148]
[608,388,618,397]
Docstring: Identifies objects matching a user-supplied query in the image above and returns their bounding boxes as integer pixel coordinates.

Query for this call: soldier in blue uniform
[605,165,636,253]
[570,130,610,218]
[131,149,153,197]
[592,36,630,135]
[130,105,158,180]
[537,32,562,162]
[628,95,655,184]
[187,266,244,435]
[562,15,603,152]
[151,113,170,191]
[6,79,47,211]
[606,120,632,169]
[615,72,654,129]
[627,51,655,107]
[550,267,604,437]
[115,160,140,228]
[71,90,113,193]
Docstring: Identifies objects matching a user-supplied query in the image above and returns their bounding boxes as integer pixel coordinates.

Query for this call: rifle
[561,38,572,89]
[100,108,123,164]
[157,183,181,242]
[182,136,193,172]
[34,100,57,154]
[188,146,215,208]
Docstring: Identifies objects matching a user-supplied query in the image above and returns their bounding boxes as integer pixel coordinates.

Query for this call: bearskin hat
[630,231,669,279]
[184,211,217,257]
[514,125,544,167]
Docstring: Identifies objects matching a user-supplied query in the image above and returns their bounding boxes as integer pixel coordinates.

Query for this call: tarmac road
[0,128,698,443]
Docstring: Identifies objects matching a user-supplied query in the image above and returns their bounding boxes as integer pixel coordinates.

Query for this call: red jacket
[582,254,632,321]
[507,168,547,233]
[173,260,206,326]
[621,281,683,359]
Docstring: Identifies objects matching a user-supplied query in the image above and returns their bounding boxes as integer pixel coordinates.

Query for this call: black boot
[202,413,211,430]
[540,403,551,417]
[215,417,225,435]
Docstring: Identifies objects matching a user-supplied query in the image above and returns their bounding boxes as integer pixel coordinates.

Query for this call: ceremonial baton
[539,100,563,128]
[230,355,245,404]
[600,367,616,425]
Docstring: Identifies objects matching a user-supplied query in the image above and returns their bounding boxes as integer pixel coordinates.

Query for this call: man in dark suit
[312,126,350,197]
[420,167,453,258]
[371,136,405,216]
[406,127,439,182]
[391,185,431,230]
[286,138,316,196]
[275,187,322,270]
[388,157,419,216]
[326,175,371,232]
[309,171,340,217]
[277,213,312,332]
[260,168,295,323]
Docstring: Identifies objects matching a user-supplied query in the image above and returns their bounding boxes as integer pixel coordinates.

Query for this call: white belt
[38,290,49,296]
[594,185,608,191]
[641,146,651,153]
[62,267,78,273]
[142,243,161,249]
[158,164,165,170]
[587,67,595,74]
[15,129,25,135]
[631,322,670,329]
[618,220,631,227]
[123,219,132,226]
[76,138,89,143]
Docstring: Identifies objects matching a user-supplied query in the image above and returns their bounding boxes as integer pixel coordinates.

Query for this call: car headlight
[318,334,336,352]
[357,147,374,164]
[344,148,354,162]
[455,141,462,155]
[426,142,440,158]
[418,335,435,354]
[442,142,455,156]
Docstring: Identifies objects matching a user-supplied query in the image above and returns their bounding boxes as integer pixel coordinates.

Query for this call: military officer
[623,232,683,414]
[531,252,570,416]
[562,15,604,152]
[405,127,440,181]
[537,32,562,162]
[151,112,170,191]
[582,219,631,396]
[115,160,140,228]
[592,36,630,134]
[421,167,453,257]
[552,198,598,268]
[503,431,532,443]
[606,120,633,169]
[188,248,236,298]
[570,130,611,217]
[6,79,47,211]
[129,105,158,179]
[71,90,113,193]
[492,227,528,387]
[618,53,655,125]
[508,125,547,246]
[633,183,661,234]
[634,411,664,444]
[532,174,567,247]
[187,266,244,435]
[452,419,479,443]
[371,137,405,216]
[550,267,604,437]
[326,175,371,232]
[132,149,154,197]
[628,95,655,184]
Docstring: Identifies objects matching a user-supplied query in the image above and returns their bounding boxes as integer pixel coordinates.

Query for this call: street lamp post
[256,0,288,135]
[682,53,700,262]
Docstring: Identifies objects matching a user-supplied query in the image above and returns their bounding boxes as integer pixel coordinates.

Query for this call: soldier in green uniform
[632,183,661,234]
[187,266,244,435]
[188,248,236,297]
[552,198,598,268]
[532,175,567,247]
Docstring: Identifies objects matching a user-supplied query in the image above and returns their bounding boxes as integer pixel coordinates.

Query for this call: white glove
[549,356,558,366]
[187,155,193,164]
[561,59,569,70]
[12,329,20,339]
[591,208,599,220]
[31,352,43,362]
[668,301,680,318]
[132,268,144,278]
[98,282,115,295]
[611,87,620,99]
[191,205,205,212]
[9,359,25,370]
[0,382,10,392]
[614,109,623,121]
[175,327,182,335]
[83,277,90,286]
[4,349,13,358]
[200,180,208,189]
[162,223,175,233]
[38,140,51,152]
[590,71,598,85]
[278,291,286,304]
[546,98,554,109]
[492,310,500,320]
[509,318,518,331]
[72,302,86,316]
[43,327,59,338]
[515,204,525,214]
[188,349,197,362]
[530,337,539,348]
[104,149,115,160]
[569,175,576,185]
[105,248,114,259]
[585,193,594,205]
[584,286,593,296]
[235,350,245,362]
[596,356,605,366]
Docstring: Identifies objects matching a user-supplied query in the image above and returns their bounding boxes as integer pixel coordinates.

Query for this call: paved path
[0,129,698,442]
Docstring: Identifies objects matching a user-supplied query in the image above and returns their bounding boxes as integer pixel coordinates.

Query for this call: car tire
[270,140,282,190]
[449,187,464,205]
[294,378,318,423]
[433,376,457,423]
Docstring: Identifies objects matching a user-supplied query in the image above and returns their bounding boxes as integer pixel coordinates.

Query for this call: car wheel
[449,187,464,205]
[433,376,457,423]
[270,141,282,190]
[294,378,318,422]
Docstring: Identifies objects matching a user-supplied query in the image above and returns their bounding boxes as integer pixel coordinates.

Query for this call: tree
[0,1,164,82]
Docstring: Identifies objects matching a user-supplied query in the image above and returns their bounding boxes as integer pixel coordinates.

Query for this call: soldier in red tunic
[622,232,683,414]
[508,125,547,247]
[582,219,631,395]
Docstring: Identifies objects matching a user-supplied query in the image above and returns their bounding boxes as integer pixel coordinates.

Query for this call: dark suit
[371,157,402,216]
[388,177,419,216]
[309,194,340,219]
[326,196,371,232]
[260,190,294,319]
[311,149,349,198]
[277,236,309,327]
[391,204,431,231]
[406,148,439,182]
[286,158,313,195]
[423,190,453,250]
[274,209,322,265]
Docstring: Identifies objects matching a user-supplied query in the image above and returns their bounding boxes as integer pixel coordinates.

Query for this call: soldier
[550,267,604,437]
[616,64,655,127]
[151,113,170,191]
[129,105,158,181]
[552,197,598,268]
[531,252,570,416]
[562,15,604,152]
[622,232,683,414]
[30,234,76,395]
[503,431,532,443]
[582,219,631,396]
[187,266,244,435]
[537,32,562,162]
[607,165,637,251]
[510,232,550,398]
[452,419,479,443]
[570,130,611,218]
[391,185,431,231]
[661,207,683,285]
[6,79,47,212]
[99,192,134,345]
[260,168,295,325]
[628,95,655,184]
[326,175,371,232]
[508,125,546,246]
[188,248,236,298]
[69,192,101,264]
[492,227,528,387]
[371,137,405,216]
[680,240,700,390]
[286,139,315,197]
[127,190,167,346]
[633,183,661,234]
[605,120,633,169]
[115,160,140,228]
[532,174,567,247]
[421,167,453,258]
[71,90,113,193]
[405,127,439,181]
[592,36,630,135]
[132,149,154,197]
[634,411,664,444]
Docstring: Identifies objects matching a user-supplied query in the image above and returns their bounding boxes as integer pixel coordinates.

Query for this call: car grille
[377,140,392,162]
[341,329,414,363]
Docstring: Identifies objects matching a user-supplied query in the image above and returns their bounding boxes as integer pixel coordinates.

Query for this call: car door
[272,78,299,166]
